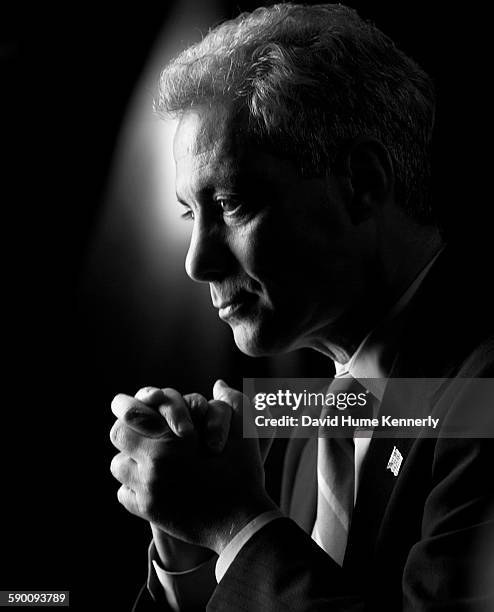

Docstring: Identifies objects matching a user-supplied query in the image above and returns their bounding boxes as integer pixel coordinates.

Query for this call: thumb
[212,379,247,438]
[213,379,274,461]
[212,379,243,410]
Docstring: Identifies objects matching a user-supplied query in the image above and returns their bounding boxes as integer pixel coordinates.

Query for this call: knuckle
[109,421,119,445]
[161,388,187,410]
[109,454,120,477]
[185,393,206,408]
[110,453,128,482]
[135,386,162,403]
[116,485,128,506]
[110,421,127,449]
[110,393,125,412]
[137,386,158,395]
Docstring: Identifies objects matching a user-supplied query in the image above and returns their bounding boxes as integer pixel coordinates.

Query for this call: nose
[185,216,232,283]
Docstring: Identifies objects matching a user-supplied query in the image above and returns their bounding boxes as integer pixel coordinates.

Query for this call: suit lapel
[343,376,423,567]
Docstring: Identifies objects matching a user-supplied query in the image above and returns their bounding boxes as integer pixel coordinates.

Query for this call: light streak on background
[81,0,327,396]
[81,0,232,391]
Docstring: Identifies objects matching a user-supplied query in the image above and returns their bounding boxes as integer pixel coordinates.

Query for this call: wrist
[213,494,278,555]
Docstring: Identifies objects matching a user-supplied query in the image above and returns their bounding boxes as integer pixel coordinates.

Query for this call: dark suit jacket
[135,246,494,611]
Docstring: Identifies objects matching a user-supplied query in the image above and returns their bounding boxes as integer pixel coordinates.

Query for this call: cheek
[227,208,370,307]
[229,214,305,286]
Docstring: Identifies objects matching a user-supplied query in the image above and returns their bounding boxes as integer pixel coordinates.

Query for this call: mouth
[216,292,257,320]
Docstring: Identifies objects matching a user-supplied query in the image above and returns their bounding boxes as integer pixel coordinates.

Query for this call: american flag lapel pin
[387,446,403,477]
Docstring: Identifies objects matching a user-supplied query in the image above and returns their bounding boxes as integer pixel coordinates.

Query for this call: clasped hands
[109,380,276,562]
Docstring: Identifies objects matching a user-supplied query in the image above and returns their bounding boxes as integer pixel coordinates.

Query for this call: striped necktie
[311,373,373,566]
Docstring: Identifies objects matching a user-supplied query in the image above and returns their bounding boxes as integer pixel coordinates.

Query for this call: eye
[179,204,194,221]
[181,209,194,221]
[216,198,243,217]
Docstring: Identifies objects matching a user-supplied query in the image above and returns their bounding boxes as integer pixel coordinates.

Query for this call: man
[109,4,494,610]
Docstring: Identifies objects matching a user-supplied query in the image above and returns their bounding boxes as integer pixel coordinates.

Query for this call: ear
[334,138,395,225]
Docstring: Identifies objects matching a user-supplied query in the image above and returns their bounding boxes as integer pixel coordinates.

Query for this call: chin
[231,319,292,357]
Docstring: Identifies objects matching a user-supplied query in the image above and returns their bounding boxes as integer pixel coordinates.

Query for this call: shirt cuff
[147,540,217,610]
[215,509,284,583]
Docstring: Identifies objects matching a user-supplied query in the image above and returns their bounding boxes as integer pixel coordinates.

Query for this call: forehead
[173,105,241,157]
[173,105,252,193]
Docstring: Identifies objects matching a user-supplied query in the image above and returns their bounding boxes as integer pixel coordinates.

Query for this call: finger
[183,393,209,424]
[110,452,139,489]
[109,419,152,458]
[157,388,195,438]
[116,485,143,519]
[136,389,203,435]
[135,386,165,406]
[204,400,232,453]
[184,393,231,452]
[111,394,170,437]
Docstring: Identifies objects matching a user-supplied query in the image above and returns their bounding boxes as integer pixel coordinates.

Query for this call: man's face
[173,105,377,357]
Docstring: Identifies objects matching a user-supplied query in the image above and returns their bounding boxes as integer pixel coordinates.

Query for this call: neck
[312,223,444,363]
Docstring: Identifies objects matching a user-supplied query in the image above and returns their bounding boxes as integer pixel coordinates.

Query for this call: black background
[1,2,491,610]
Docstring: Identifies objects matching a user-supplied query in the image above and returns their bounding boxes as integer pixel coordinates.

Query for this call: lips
[216,292,256,319]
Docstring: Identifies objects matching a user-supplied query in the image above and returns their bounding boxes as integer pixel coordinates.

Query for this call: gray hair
[156,3,436,222]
